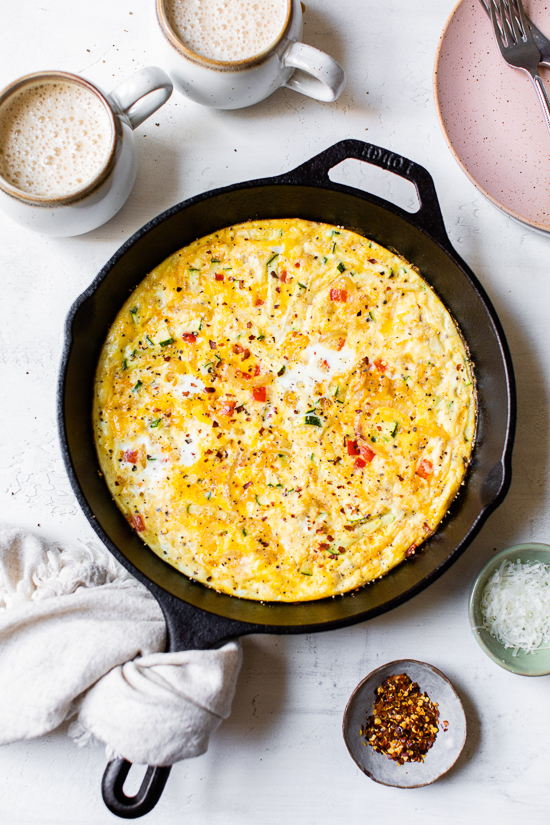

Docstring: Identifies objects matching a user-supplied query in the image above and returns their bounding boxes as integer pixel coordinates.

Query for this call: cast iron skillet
[58,140,515,817]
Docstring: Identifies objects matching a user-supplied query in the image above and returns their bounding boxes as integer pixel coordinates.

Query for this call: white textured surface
[1,0,550,822]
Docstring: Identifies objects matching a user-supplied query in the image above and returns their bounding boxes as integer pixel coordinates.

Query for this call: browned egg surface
[93,219,476,601]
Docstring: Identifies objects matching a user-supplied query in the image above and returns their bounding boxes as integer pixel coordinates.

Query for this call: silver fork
[479,0,550,66]
[490,0,550,135]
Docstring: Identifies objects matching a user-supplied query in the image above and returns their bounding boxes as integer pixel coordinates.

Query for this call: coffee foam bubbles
[166,0,288,62]
[0,80,113,199]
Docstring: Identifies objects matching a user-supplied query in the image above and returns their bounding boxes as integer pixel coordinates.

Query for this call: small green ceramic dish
[469,543,550,676]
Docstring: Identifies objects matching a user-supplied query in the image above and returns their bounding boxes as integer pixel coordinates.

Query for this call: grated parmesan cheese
[480,559,550,655]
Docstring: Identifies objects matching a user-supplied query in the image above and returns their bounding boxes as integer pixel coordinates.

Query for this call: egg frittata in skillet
[93,219,476,601]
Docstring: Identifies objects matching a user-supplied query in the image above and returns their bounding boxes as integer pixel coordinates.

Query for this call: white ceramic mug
[153,0,346,109]
[0,68,173,237]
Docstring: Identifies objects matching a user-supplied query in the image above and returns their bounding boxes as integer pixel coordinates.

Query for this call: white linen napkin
[0,526,242,766]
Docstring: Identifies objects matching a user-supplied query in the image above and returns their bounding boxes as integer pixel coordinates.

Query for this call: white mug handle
[282,42,346,102]
[108,67,173,130]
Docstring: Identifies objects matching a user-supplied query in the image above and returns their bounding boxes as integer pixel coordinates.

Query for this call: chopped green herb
[211,259,221,263]
[242,528,248,537]
[188,267,200,272]
[132,380,142,392]
[305,414,322,427]
[223,267,233,271]
[331,230,341,237]
[334,387,339,398]
[279,229,284,237]
[332,242,337,253]
[204,361,214,369]
[147,457,156,461]
[277,365,286,376]
[337,262,346,274]
[160,337,174,346]
[198,318,203,331]
[310,453,315,461]
[150,418,162,428]
[214,353,222,361]
[298,283,307,290]
[390,422,398,437]
[130,307,138,316]
[122,359,128,371]
[257,334,265,341]
[322,256,328,265]
[369,311,375,321]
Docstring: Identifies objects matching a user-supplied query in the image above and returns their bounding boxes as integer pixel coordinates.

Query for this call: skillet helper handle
[283,139,450,249]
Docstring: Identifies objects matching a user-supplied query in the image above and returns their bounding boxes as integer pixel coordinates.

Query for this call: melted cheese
[93,219,476,601]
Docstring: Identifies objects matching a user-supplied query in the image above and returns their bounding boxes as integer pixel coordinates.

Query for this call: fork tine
[498,0,515,44]
[506,0,524,41]
[491,0,507,47]
[511,0,531,39]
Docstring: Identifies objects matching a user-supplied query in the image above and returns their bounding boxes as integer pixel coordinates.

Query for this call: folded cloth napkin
[0,526,242,766]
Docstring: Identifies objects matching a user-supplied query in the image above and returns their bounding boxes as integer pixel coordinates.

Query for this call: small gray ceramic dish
[343,660,467,788]
[469,543,550,676]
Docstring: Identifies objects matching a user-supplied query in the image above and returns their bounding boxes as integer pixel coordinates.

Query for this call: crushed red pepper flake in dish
[360,673,440,765]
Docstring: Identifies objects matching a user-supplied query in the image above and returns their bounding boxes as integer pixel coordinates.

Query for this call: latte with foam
[165,0,289,62]
[0,80,113,199]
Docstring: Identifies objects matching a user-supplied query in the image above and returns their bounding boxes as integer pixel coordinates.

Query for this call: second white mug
[153,0,346,109]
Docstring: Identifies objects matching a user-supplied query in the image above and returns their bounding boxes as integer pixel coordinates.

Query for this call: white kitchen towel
[0,526,242,766]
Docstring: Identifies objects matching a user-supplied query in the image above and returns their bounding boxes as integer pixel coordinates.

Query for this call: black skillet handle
[101,591,257,818]
[279,138,451,251]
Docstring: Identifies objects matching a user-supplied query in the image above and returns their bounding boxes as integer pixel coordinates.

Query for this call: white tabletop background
[1,0,549,822]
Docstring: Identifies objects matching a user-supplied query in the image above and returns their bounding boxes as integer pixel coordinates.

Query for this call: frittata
[93,219,476,601]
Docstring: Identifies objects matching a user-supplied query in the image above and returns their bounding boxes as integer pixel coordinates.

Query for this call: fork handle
[531,72,550,135]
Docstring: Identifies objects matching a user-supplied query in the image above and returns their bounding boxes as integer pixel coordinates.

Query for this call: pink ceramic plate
[435,0,550,233]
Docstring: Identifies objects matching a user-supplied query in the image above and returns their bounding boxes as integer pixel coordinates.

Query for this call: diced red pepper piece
[182,333,197,343]
[123,449,138,464]
[254,298,265,307]
[219,399,236,417]
[337,338,346,351]
[280,270,289,283]
[252,387,267,402]
[214,272,224,281]
[359,443,375,462]
[347,440,360,456]
[236,370,251,380]
[374,357,388,372]
[294,262,301,268]
[416,458,434,480]
[354,457,366,469]
[330,288,348,302]
[130,513,145,532]
[252,364,261,376]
